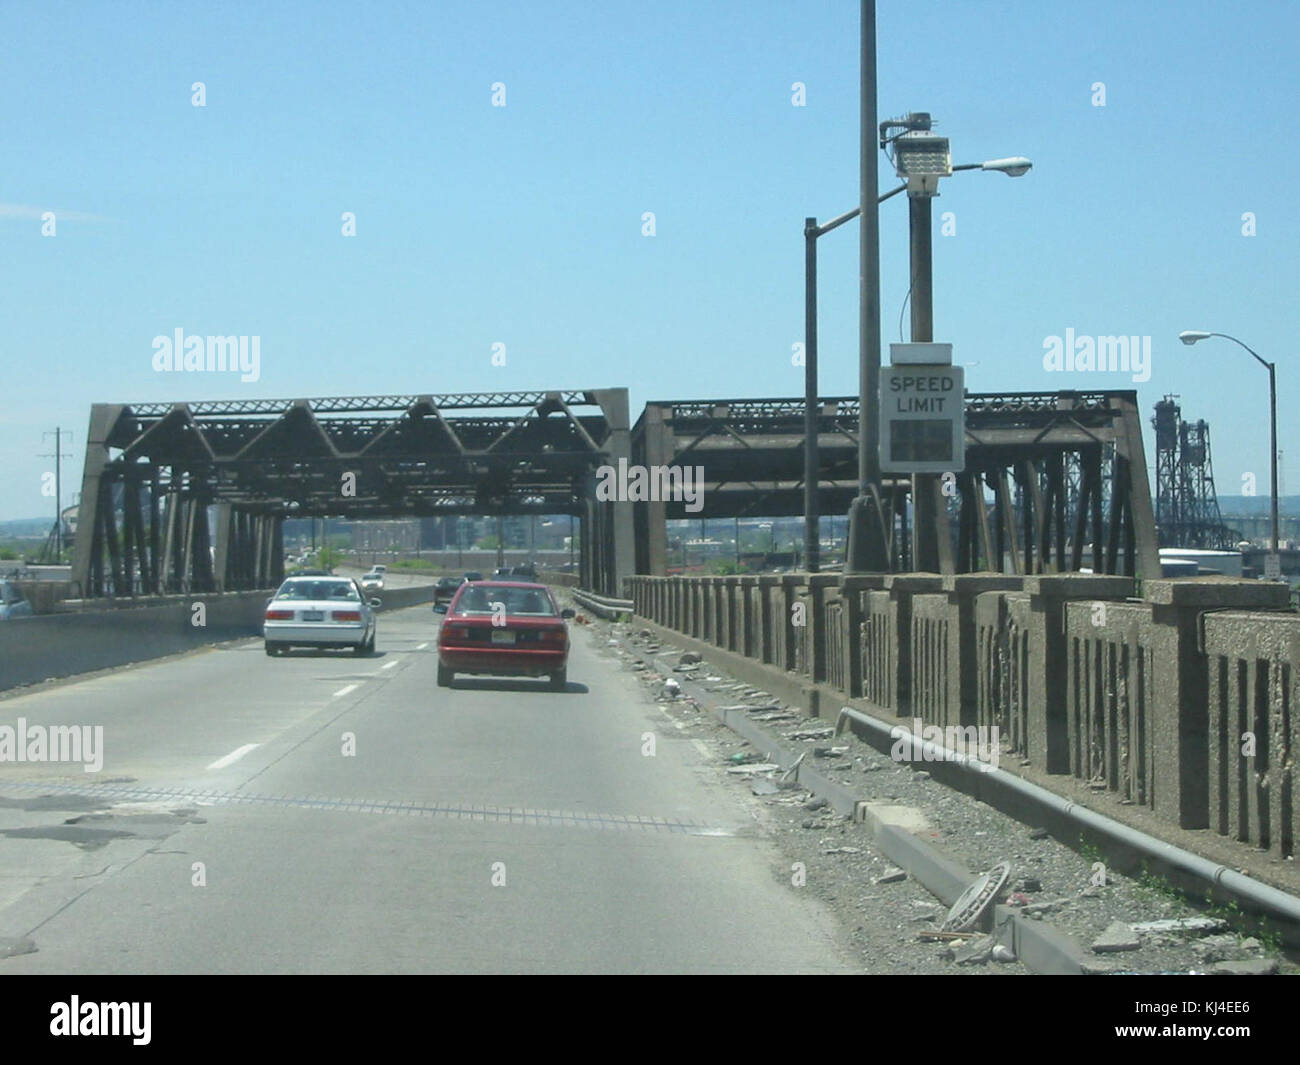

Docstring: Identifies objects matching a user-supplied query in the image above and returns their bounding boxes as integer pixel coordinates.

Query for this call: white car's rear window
[276,580,360,601]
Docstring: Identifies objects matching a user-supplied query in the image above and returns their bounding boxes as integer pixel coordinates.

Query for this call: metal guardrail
[571,588,634,620]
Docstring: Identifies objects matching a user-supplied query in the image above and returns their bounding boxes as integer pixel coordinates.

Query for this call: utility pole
[846,0,890,573]
[39,427,73,563]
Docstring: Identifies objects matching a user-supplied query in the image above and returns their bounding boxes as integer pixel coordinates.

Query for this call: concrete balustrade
[1200,601,1299,859]
[624,570,1298,856]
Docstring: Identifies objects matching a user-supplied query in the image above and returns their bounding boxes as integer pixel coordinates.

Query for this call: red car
[435,581,574,690]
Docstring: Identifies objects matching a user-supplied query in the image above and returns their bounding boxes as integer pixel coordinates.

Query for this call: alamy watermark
[151,329,260,382]
[889,718,1000,769]
[1042,329,1150,383]
[0,717,103,772]
[594,459,704,513]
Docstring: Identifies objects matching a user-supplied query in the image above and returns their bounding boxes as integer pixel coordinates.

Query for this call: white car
[264,576,380,656]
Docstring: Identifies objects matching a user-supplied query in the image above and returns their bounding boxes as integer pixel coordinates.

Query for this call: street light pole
[1178,331,1280,569]
[804,216,820,573]
[803,194,902,576]
[846,0,890,574]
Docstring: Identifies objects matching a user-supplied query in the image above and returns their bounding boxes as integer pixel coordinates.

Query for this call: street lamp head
[1178,330,1212,346]
[981,156,1032,177]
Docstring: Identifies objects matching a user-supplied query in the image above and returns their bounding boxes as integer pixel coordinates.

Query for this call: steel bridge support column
[72,405,126,599]
[637,404,670,576]
[596,389,636,596]
[213,504,233,592]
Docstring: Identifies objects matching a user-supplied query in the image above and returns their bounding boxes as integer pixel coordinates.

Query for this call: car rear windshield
[276,580,359,601]
[453,586,556,617]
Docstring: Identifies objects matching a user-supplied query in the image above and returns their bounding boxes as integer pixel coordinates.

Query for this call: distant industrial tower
[1151,396,1238,548]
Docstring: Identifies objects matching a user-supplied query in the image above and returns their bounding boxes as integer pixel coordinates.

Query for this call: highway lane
[0,604,857,973]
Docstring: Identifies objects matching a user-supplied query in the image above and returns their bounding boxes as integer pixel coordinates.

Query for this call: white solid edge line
[206,743,260,770]
[334,683,359,698]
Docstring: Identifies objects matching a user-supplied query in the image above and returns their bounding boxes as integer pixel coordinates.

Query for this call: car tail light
[265,609,294,621]
[540,627,567,644]
[332,610,362,622]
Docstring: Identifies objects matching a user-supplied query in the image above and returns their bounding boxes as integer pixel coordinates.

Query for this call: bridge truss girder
[631,390,1159,578]
[73,390,634,598]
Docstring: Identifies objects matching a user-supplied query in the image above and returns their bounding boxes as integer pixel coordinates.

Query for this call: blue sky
[3,0,1298,520]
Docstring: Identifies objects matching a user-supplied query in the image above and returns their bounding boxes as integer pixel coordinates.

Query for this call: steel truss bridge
[72,387,1159,598]
[631,390,1159,578]
[72,390,634,597]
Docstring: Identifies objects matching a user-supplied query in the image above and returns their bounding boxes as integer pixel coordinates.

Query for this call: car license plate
[302,610,324,622]
[490,630,515,645]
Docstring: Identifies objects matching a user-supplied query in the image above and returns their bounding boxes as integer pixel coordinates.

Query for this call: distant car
[0,580,33,620]
[372,565,388,575]
[434,576,463,606]
[463,571,484,582]
[361,567,386,591]
[511,563,538,581]
[493,567,514,580]
[264,576,380,656]
[435,581,575,690]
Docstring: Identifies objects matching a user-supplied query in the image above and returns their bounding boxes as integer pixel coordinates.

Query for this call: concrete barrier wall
[625,571,1297,855]
[0,583,437,692]
[1203,609,1300,859]
[0,591,271,691]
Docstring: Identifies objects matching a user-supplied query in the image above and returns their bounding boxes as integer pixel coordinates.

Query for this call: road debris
[1092,921,1141,953]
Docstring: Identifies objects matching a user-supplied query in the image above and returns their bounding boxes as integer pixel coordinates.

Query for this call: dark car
[511,563,538,580]
[463,571,484,582]
[434,581,574,690]
[493,567,514,580]
[434,576,463,606]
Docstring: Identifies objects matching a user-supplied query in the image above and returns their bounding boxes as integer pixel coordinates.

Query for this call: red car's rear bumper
[438,646,567,676]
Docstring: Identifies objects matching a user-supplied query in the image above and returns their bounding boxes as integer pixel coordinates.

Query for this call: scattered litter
[750,778,781,796]
[1191,934,1242,963]
[779,751,807,784]
[678,652,702,666]
[814,746,850,758]
[954,934,996,966]
[1130,917,1227,934]
[1028,827,1049,840]
[1210,959,1278,976]
[913,771,931,780]
[991,944,1017,963]
[1092,921,1141,953]
[726,763,782,775]
[803,797,829,811]
[1018,877,1042,893]
[823,846,862,855]
[787,727,835,741]
[1021,898,1069,916]
[941,861,1011,932]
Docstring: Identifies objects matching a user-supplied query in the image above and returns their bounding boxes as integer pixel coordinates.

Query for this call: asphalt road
[0,604,856,973]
